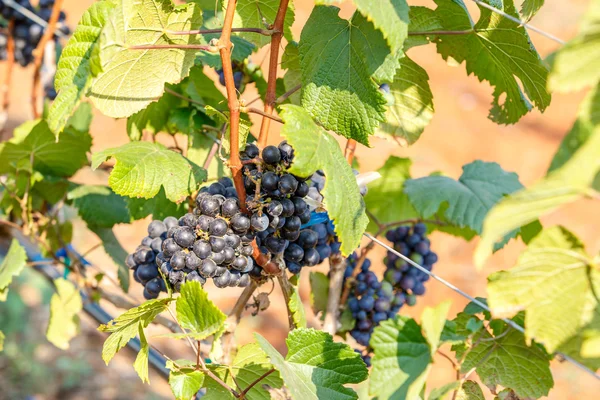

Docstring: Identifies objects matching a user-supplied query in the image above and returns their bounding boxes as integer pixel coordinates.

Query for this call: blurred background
[1,0,598,399]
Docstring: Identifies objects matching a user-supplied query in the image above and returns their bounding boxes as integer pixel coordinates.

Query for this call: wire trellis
[363,233,600,381]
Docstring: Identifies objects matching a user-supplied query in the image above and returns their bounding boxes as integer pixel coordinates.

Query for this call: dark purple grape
[262,145,281,164]
[222,198,239,217]
[284,243,304,263]
[174,226,196,248]
[280,198,295,217]
[231,214,251,232]
[251,214,269,232]
[171,251,187,270]
[134,247,155,264]
[193,240,212,259]
[261,172,279,192]
[209,218,228,236]
[278,174,298,195]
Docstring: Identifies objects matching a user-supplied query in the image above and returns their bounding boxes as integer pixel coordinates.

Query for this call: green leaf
[66,102,94,133]
[0,239,27,301]
[475,127,600,267]
[127,89,181,140]
[299,6,387,144]
[0,330,4,351]
[289,283,307,329]
[91,227,130,292]
[176,281,226,340]
[457,318,553,398]
[369,316,431,400]
[405,6,442,49]
[256,328,368,400]
[203,343,283,400]
[434,0,551,124]
[521,0,544,22]
[363,156,418,233]
[204,105,251,153]
[98,298,171,364]
[279,105,368,256]
[134,325,150,384]
[0,119,91,177]
[549,1,600,91]
[377,56,434,145]
[455,381,484,400]
[421,300,451,352]
[91,141,206,203]
[168,360,205,400]
[48,1,116,134]
[405,161,523,235]
[428,382,459,400]
[309,271,329,315]
[187,131,228,183]
[281,42,302,105]
[487,226,599,354]
[127,187,188,220]
[89,0,203,118]
[68,185,131,228]
[233,0,295,48]
[548,84,600,173]
[352,0,409,56]
[46,278,82,350]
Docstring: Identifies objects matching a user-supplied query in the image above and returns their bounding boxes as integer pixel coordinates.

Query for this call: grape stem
[222,280,259,364]
[128,44,216,51]
[275,83,301,104]
[408,29,473,36]
[239,368,276,399]
[218,0,248,212]
[168,27,275,36]
[277,273,297,330]
[242,106,284,123]
[345,139,357,164]
[323,253,347,335]
[0,19,15,131]
[31,0,64,118]
[257,0,291,148]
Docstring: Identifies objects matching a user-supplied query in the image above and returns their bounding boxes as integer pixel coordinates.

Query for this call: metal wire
[2,0,67,39]
[363,232,600,381]
[469,0,566,45]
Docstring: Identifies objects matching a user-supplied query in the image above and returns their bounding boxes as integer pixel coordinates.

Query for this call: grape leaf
[405,6,442,49]
[281,42,302,105]
[309,272,329,316]
[521,0,544,22]
[98,298,172,364]
[134,325,150,384]
[127,89,182,140]
[0,331,4,351]
[0,120,91,177]
[66,102,94,133]
[89,0,203,118]
[377,56,434,145]
[363,156,418,233]
[91,141,207,203]
[203,343,283,400]
[475,127,600,267]
[455,315,553,399]
[167,360,205,400]
[233,0,295,48]
[0,239,27,301]
[279,105,368,256]
[289,283,307,329]
[369,302,449,400]
[299,6,387,145]
[487,226,599,354]
[176,281,226,340]
[455,381,484,400]
[428,382,460,400]
[256,328,368,400]
[126,187,187,220]
[187,131,229,183]
[91,227,130,292]
[68,185,131,228]
[404,161,523,235]
[549,0,600,91]
[548,84,600,174]
[434,0,551,124]
[48,0,115,135]
[46,278,82,350]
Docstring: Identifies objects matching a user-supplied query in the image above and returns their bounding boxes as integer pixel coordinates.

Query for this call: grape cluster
[345,254,404,366]
[216,62,244,91]
[0,0,70,66]
[241,142,316,274]
[383,223,437,304]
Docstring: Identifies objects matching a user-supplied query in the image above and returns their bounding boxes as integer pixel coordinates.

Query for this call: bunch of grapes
[241,142,317,274]
[383,222,437,305]
[0,0,70,67]
[216,62,245,90]
[345,254,404,367]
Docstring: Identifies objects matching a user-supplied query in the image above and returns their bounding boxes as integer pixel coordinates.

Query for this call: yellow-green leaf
[46,278,83,350]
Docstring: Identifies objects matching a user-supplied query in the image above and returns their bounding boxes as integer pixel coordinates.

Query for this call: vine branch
[31,0,64,118]
[277,273,296,330]
[222,280,258,364]
[240,368,276,398]
[257,0,291,148]
[323,253,346,335]
[218,0,248,212]
[345,139,357,164]
[168,27,274,36]
[128,44,215,51]
[0,20,15,131]
[243,107,284,124]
